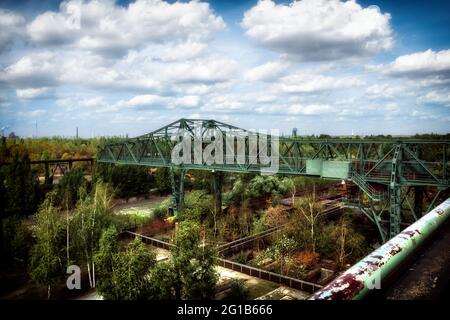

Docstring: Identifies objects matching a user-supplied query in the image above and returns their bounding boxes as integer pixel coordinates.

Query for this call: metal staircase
[351,170,385,202]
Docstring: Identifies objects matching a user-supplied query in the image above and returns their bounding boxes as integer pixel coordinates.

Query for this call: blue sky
[0,0,449,137]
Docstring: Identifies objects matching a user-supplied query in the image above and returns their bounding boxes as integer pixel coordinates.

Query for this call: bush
[224,176,293,205]
[228,279,249,300]
[154,168,171,194]
[56,167,86,209]
[2,216,33,266]
[236,251,248,264]
[95,163,153,198]
[294,250,319,269]
[152,197,172,220]
[95,227,157,300]
[252,210,266,234]
[264,206,289,229]
[178,190,212,223]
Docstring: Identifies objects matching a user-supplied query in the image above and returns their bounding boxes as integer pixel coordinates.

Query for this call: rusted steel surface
[309,197,450,300]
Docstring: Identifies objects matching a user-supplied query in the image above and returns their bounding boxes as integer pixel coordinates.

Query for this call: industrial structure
[97,118,450,241]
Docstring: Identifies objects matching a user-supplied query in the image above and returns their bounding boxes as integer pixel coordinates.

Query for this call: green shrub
[178,190,213,223]
[56,167,86,209]
[228,279,249,300]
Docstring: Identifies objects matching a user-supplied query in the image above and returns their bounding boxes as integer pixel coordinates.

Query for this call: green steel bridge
[97,118,450,242]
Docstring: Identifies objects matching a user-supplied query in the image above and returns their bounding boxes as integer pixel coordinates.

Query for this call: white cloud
[418,90,450,106]
[78,96,107,108]
[241,0,392,61]
[253,103,338,115]
[0,8,25,53]
[56,96,109,112]
[164,56,237,84]
[27,0,225,57]
[27,0,82,45]
[288,104,337,115]
[118,94,168,108]
[116,94,201,110]
[244,61,289,82]
[0,51,59,88]
[157,41,207,62]
[17,109,47,118]
[377,49,450,78]
[16,87,49,100]
[276,73,364,93]
[173,95,200,108]
[365,83,406,99]
[411,109,440,120]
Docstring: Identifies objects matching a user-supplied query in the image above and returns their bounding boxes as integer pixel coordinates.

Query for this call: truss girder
[97,119,449,188]
[97,119,450,240]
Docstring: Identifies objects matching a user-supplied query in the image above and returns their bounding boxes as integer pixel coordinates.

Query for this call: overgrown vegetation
[0,136,388,299]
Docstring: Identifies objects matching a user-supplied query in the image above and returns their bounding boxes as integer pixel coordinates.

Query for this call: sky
[0,0,449,138]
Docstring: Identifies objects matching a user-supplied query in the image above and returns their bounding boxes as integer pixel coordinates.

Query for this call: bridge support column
[212,170,223,216]
[170,168,185,217]
[390,186,401,238]
[44,162,53,185]
[389,144,402,238]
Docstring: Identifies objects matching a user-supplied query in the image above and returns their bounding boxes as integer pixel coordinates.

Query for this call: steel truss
[97,119,449,241]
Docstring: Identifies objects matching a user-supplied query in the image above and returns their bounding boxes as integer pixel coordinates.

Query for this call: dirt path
[113,195,168,212]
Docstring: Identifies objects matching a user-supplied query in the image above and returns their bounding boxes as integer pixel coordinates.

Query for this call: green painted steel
[306,159,322,175]
[321,160,351,179]
[97,118,450,240]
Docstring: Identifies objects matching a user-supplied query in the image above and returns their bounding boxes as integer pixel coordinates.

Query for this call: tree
[29,199,66,299]
[71,181,115,288]
[147,261,180,299]
[273,235,297,275]
[293,194,325,253]
[154,167,172,194]
[148,221,218,299]
[3,148,40,217]
[57,167,86,209]
[264,205,289,229]
[178,190,213,223]
[95,226,157,300]
[2,216,33,267]
[326,217,366,269]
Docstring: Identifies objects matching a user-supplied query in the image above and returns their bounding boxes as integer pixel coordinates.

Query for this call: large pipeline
[309,197,450,300]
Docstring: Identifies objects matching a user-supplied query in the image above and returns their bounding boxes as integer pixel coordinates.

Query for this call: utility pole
[76,127,78,139]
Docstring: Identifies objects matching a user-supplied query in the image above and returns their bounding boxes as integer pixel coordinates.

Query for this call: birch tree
[30,199,66,299]
[71,181,114,288]
[294,193,324,253]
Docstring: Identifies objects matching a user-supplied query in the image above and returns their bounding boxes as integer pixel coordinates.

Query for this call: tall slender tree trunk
[87,262,92,288]
[66,207,70,263]
[292,185,296,206]
[92,262,96,288]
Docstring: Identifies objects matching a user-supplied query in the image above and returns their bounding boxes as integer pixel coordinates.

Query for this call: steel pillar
[169,168,185,217]
[389,144,402,238]
[212,170,223,216]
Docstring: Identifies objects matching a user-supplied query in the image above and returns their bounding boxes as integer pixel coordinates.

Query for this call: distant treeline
[3,133,450,162]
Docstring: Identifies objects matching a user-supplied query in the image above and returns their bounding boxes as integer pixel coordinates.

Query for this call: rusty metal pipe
[309,197,450,300]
